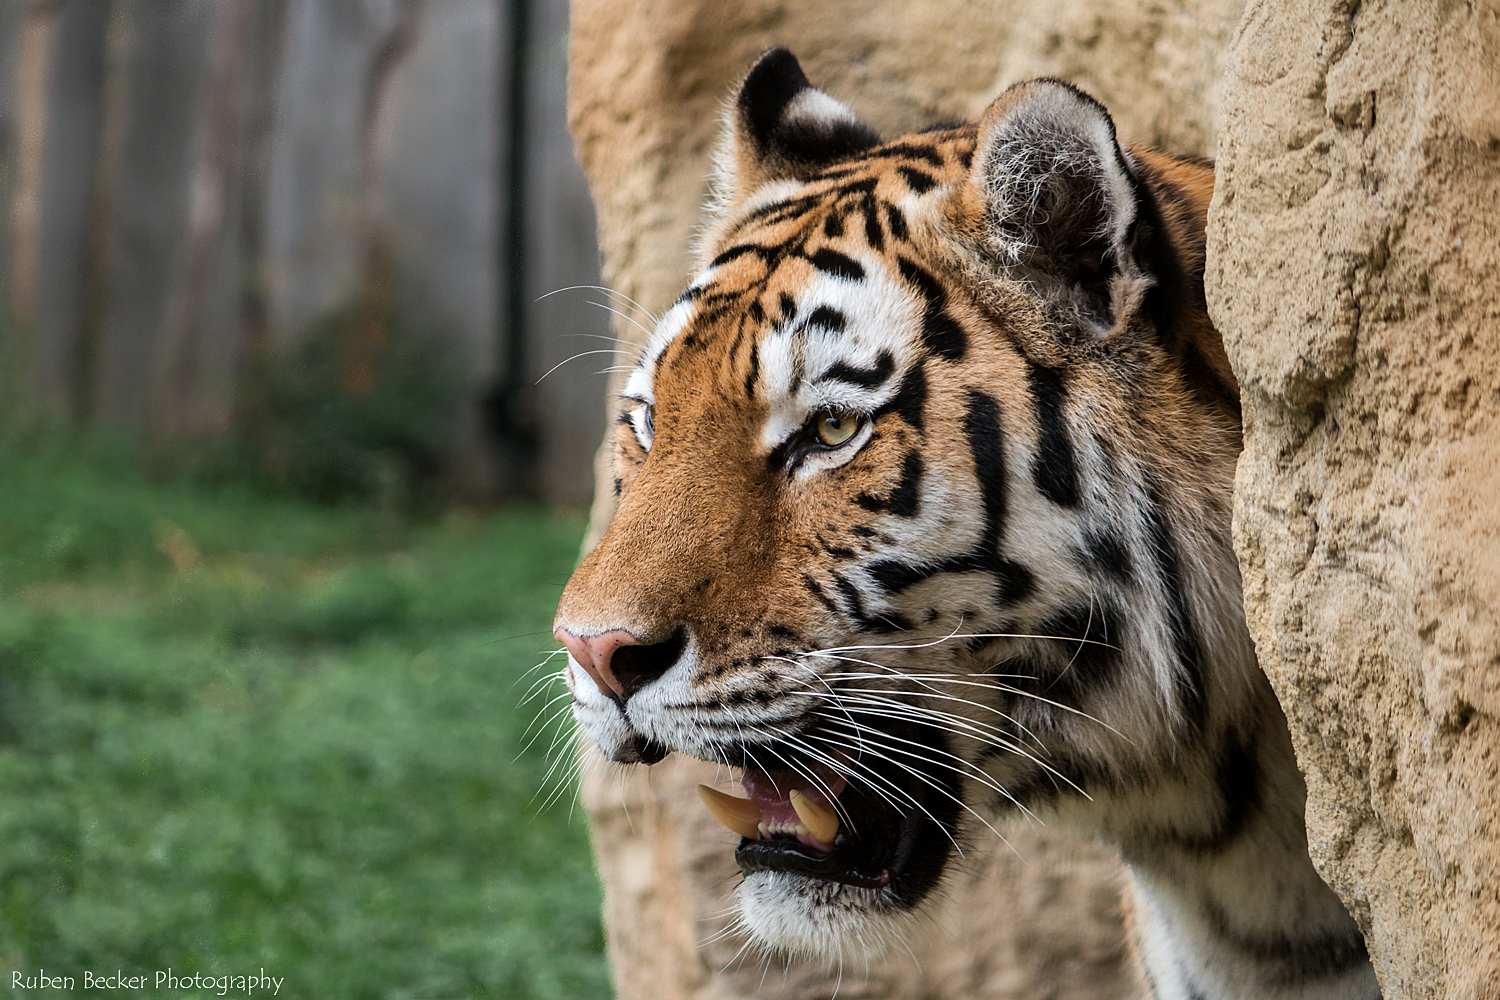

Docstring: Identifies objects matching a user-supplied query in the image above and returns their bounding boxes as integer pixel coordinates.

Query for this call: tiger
[554,47,1381,1000]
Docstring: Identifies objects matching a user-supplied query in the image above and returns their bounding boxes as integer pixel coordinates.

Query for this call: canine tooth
[788,789,840,844]
[698,785,761,840]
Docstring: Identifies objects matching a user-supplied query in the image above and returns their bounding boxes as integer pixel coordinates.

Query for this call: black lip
[722,720,962,904]
[610,732,670,764]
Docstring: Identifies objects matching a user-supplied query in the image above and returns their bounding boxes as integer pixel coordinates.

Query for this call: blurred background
[0,0,609,505]
[0,0,613,996]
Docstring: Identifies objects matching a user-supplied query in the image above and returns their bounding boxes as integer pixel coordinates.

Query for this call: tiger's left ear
[968,80,1148,334]
[714,47,881,215]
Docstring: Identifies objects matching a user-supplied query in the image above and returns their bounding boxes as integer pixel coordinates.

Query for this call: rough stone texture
[567,2,1243,997]
[1207,2,1500,997]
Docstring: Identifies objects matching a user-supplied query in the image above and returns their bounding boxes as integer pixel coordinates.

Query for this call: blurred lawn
[0,434,609,998]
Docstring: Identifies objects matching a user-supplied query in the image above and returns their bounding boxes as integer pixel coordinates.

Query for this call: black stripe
[830,571,909,633]
[963,391,1009,549]
[853,449,922,516]
[822,212,844,238]
[808,247,866,280]
[1027,603,1122,707]
[873,362,927,433]
[861,199,884,252]
[732,178,878,230]
[803,305,848,333]
[921,307,966,362]
[711,244,762,268]
[897,166,937,193]
[1146,737,1262,857]
[897,256,966,362]
[1144,481,1208,733]
[668,332,708,364]
[819,351,894,389]
[860,393,1031,608]
[1083,529,1133,582]
[896,256,944,303]
[885,204,908,242]
[887,450,923,517]
[803,574,840,615]
[744,341,760,398]
[1025,363,1081,507]
[778,293,797,323]
[1203,900,1370,986]
[868,551,1034,604]
[869,141,945,166]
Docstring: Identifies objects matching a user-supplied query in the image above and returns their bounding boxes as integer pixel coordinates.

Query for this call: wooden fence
[0,0,608,502]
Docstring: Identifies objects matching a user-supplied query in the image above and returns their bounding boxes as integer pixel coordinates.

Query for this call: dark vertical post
[485,0,537,496]
[231,0,288,450]
[29,0,109,416]
[518,0,609,503]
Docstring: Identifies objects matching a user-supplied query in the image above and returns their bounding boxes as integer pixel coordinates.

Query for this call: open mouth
[696,736,960,898]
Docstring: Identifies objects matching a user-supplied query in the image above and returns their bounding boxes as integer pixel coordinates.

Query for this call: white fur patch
[735,872,908,961]
[622,296,700,448]
[784,88,861,129]
[738,178,806,218]
[756,258,923,474]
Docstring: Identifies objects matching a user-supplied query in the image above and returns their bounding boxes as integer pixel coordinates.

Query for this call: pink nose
[554,627,643,702]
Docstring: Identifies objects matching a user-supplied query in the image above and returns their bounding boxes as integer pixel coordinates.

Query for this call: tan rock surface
[567,3,1248,998]
[1207,1,1500,997]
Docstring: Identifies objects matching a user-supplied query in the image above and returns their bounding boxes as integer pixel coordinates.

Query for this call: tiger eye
[815,412,861,447]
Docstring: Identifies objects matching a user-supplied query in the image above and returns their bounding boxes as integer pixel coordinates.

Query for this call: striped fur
[555,49,1378,1000]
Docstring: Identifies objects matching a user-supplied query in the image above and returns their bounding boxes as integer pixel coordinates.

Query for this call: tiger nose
[555,627,649,703]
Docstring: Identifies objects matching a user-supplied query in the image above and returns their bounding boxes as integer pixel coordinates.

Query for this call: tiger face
[556,49,1252,958]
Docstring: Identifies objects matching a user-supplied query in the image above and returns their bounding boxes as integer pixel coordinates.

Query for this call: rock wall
[567,2,1244,997]
[1207,2,1500,998]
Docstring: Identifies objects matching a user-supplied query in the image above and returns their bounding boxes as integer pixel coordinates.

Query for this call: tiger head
[555,48,1252,958]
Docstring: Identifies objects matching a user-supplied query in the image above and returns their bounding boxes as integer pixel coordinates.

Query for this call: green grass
[0,434,609,998]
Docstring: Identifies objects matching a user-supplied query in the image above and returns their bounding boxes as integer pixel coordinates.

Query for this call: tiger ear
[969,80,1147,334]
[716,47,881,213]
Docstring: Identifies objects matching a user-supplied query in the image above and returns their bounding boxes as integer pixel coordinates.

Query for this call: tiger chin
[555,48,1382,1000]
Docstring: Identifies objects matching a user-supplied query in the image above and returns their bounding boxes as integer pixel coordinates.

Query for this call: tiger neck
[1111,693,1380,1000]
